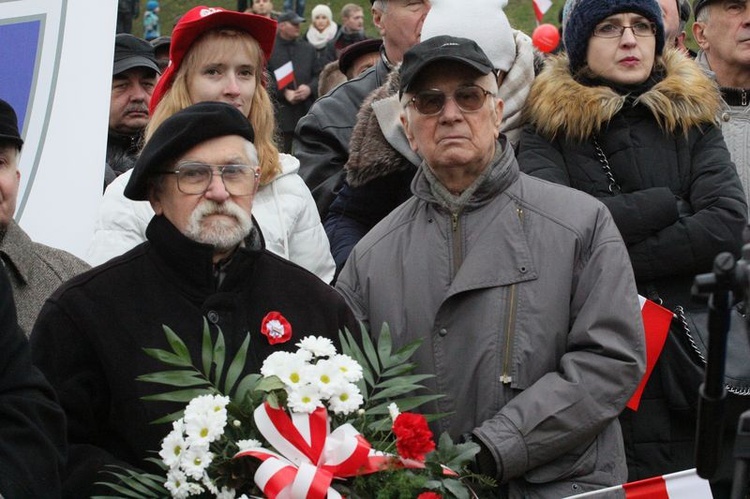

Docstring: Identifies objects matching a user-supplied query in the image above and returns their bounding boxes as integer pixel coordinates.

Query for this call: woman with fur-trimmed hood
[518,0,746,488]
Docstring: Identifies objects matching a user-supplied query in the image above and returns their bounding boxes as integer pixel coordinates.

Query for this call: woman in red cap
[88,6,336,283]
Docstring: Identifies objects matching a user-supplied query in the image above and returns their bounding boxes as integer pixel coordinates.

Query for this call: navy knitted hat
[562,0,665,73]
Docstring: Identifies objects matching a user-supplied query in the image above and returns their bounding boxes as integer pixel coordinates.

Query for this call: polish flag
[564,469,713,498]
[273,61,295,90]
[533,0,553,22]
[626,295,673,411]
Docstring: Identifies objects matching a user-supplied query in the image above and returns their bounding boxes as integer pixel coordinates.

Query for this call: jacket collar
[0,221,35,284]
[523,49,722,142]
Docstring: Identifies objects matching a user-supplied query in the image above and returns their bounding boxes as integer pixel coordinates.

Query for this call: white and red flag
[274,61,295,90]
[564,469,713,498]
[533,0,553,22]
[626,295,674,410]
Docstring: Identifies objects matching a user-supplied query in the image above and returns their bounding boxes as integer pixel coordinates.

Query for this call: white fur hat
[311,4,333,21]
[420,0,516,73]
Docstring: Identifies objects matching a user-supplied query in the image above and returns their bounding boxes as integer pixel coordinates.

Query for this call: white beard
[185,200,253,251]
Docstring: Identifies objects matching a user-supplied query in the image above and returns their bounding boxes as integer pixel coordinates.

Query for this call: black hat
[113,33,160,76]
[124,102,255,200]
[399,36,494,96]
[339,38,383,76]
[149,35,172,51]
[0,99,23,149]
[277,10,305,24]
[692,0,714,17]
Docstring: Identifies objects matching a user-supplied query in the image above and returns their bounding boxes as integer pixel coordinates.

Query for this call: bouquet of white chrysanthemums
[97,323,493,499]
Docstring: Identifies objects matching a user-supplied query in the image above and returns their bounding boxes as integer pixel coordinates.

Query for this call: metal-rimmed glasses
[161,161,260,196]
[408,85,494,116]
[592,21,657,38]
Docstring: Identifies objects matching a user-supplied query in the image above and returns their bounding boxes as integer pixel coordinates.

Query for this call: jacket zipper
[500,207,524,384]
[451,211,462,280]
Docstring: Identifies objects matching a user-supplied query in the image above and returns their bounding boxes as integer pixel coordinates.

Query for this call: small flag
[532,0,553,22]
[626,295,673,411]
[273,61,295,90]
[563,469,713,498]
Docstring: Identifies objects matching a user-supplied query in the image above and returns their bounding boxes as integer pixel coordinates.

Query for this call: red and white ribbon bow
[235,402,387,498]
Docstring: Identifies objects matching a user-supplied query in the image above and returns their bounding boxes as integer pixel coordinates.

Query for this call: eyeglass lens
[175,162,257,195]
[412,86,490,115]
[593,22,655,38]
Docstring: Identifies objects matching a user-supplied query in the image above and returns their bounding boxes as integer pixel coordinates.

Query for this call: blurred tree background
[132,0,696,54]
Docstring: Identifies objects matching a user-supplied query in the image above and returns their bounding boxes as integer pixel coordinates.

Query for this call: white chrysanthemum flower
[260,351,293,377]
[181,445,213,480]
[184,396,228,445]
[328,382,364,415]
[160,426,187,469]
[310,358,346,398]
[296,336,337,358]
[330,353,363,382]
[388,402,400,421]
[216,486,237,499]
[272,351,313,390]
[287,383,323,413]
[202,473,219,495]
[237,438,263,452]
[165,468,197,499]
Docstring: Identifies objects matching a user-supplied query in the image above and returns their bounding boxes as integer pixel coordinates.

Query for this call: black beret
[0,99,22,149]
[124,101,255,200]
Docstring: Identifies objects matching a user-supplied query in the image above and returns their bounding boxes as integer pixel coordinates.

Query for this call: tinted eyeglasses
[408,85,494,116]
[161,162,260,196]
[592,21,657,38]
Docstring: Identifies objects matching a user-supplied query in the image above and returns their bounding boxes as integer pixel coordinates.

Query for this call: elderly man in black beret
[31,101,359,497]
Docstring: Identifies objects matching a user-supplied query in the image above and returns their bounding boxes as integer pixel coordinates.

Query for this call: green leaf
[361,323,381,378]
[375,374,434,389]
[201,318,213,378]
[212,328,226,385]
[97,469,163,497]
[162,325,190,360]
[141,348,192,368]
[234,373,262,402]
[256,375,286,393]
[266,391,281,409]
[385,339,423,369]
[93,480,154,498]
[339,326,375,388]
[443,477,471,499]
[136,370,207,387]
[380,363,418,378]
[376,324,393,367]
[141,387,213,403]
[224,334,250,394]
[149,409,185,425]
[369,384,429,401]
[367,394,444,414]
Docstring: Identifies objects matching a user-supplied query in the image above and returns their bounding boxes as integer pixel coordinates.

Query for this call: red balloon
[532,23,560,53]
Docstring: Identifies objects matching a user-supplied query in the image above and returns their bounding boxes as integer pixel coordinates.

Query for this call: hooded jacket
[517,50,747,481]
[32,215,359,497]
[325,31,538,272]
[86,153,336,283]
[336,142,645,498]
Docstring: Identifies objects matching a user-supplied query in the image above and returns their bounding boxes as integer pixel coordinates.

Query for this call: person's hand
[283,88,297,104]
[295,84,312,101]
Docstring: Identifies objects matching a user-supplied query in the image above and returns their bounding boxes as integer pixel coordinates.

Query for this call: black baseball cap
[124,102,255,200]
[113,33,160,76]
[277,11,305,24]
[0,99,23,149]
[399,36,495,96]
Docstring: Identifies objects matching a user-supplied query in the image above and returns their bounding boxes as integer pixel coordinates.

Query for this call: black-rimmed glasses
[592,21,656,38]
[408,85,494,116]
[161,162,260,196]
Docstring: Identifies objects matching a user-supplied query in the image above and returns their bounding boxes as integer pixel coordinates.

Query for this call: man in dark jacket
[106,34,159,189]
[268,11,320,153]
[116,0,140,33]
[0,265,66,498]
[31,102,359,497]
[293,0,431,218]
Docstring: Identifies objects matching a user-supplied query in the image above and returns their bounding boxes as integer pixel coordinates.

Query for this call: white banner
[0,0,115,259]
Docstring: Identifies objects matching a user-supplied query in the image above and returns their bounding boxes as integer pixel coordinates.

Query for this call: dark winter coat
[0,268,66,498]
[517,50,747,482]
[268,35,320,134]
[105,128,143,189]
[30,215,359,497]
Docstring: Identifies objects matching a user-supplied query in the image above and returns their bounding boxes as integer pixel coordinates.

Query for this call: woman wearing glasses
[517,0,746,486]
[88,6,336,284]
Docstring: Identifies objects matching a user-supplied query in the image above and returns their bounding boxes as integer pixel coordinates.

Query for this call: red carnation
[260,311,292,345]
[417,493,442,499]
[392,412,436,461]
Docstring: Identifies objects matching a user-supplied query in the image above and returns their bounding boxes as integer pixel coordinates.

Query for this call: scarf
[306,22,338,49]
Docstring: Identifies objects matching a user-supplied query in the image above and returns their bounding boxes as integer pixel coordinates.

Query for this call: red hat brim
[150,7,277,113]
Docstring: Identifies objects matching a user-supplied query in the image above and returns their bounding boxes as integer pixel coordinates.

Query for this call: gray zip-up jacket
[336,142,645,498]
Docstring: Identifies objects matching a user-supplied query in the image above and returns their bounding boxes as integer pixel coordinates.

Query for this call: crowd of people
[2,0,750,497]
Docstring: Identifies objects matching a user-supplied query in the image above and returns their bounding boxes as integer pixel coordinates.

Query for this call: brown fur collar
[522,49,722,142]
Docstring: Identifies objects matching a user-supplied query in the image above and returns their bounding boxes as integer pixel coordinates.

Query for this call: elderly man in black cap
[0,99,88,336]
[335,36,645,497]
[105,33,160,189]
[31,101,359,497]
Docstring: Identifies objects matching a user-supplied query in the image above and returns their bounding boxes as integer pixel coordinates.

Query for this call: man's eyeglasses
[592,21,657,38]
[161,162,260,196]
[408,85,494,116]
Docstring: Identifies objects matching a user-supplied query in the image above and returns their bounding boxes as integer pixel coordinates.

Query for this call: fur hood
[523,49,722,143]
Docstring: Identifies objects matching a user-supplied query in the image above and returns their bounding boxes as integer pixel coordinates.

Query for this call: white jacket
[86,153,336,283]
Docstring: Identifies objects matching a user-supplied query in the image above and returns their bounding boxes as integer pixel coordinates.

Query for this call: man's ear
[493,99,504,139]
[372,6,385,37]
[693,21,709,50]
[401,111,419,153]
[149,190,163,215]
